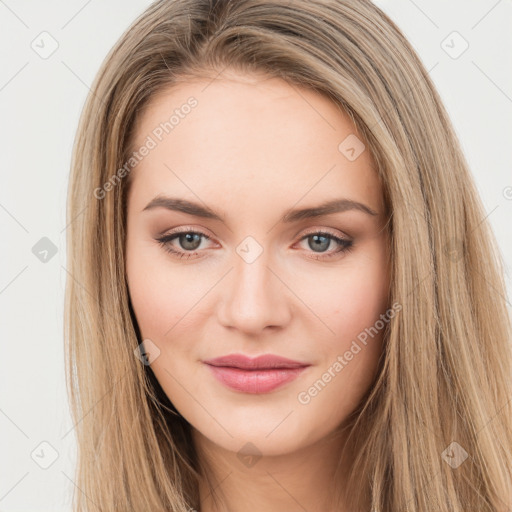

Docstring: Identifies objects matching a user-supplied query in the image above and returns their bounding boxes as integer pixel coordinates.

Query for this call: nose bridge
[217,236,291,333]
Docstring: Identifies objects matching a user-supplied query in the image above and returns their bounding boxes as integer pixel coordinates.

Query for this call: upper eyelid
[159,225,350,237]
[298,226,351,239]
[158,227,214,241]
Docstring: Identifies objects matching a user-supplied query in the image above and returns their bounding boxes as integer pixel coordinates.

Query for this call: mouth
[202,353,311,394]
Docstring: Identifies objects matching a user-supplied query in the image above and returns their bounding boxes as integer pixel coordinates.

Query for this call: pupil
[180,233,201,250]
[309,235,329,252]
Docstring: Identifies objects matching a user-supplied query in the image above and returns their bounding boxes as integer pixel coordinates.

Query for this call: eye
[295,230,353,260]
[155,228,354,261]
[155,229,214,260]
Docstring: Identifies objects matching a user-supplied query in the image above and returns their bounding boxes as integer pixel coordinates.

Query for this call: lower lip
[204,364,309,394]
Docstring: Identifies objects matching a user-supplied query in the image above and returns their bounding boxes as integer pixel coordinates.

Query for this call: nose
[217,250,292,335]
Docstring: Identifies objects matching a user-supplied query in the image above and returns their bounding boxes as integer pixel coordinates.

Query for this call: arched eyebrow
[142,195,378,223]
[282,198,378,221]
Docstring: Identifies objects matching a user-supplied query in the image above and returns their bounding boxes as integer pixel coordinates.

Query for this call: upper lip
[203,353,310,370]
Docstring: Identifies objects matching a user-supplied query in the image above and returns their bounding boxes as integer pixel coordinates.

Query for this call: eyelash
[155,227,354,261]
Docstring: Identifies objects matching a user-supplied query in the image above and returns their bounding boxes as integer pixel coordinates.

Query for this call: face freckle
[125,69,390,459]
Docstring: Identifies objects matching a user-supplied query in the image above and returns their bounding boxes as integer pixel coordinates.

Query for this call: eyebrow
[142,195,378,222]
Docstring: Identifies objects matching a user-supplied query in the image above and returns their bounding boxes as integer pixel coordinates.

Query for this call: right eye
[155,229,214,260]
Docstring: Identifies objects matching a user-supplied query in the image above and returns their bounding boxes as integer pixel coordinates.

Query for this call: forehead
[127,72,383,217]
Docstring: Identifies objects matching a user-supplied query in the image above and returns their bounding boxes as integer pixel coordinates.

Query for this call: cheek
[295,246,389,411]
[126,241,205,339]
[330,260,389,339]
[301,242,389,348]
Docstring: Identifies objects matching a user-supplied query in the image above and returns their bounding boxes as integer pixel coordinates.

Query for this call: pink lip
[203,353,310,394]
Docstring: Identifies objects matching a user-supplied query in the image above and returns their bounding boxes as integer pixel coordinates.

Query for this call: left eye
[296,231,353,259]
[155,229,353,260]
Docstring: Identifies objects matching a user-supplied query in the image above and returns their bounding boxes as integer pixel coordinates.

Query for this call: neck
[191,426,355,512]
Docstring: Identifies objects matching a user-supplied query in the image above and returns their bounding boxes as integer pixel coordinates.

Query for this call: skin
[125,69,390,512]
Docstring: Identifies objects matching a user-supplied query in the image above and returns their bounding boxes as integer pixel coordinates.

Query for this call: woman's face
[125,70,390,457]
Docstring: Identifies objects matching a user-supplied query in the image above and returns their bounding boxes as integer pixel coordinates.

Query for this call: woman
[64,0,512,510]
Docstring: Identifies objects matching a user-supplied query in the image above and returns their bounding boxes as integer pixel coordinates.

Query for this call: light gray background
[0,0,511,510]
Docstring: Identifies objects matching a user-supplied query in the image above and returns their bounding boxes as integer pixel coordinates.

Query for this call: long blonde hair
[64,0,512,510]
